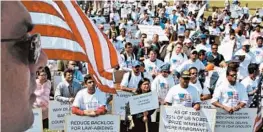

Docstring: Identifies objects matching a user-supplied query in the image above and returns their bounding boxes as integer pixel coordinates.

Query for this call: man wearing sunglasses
[165,70,201,111]
[211,67,248,114]
[1,2,48,131]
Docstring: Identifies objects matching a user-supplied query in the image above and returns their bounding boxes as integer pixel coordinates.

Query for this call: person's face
[86,79,96,93]
[38,71,47,82]
[110,23,115,28]
[155,18,160,24]
[133,65,140,74]
[242,45,250,52]
[212,21,217,27]
[141,81,150,93]
[189,69,198,81]
[212,45,218,54]
[149,51,157,61]
[184,30,190,37]
[65,72,73,82]
[68,61,77,70]
[178,36,185,42]
[227,71,237,85]
[175,44,183,53]
[125,45,133,53]
[1,2,47,131]
[120,29,126,36]
[201,38,206,43]
[180,77,190,88]
[199,53,206,60]
[191,51,198,60]
[256,27,260,32]
[257,39,263,47]
[153,35,159,43]
[161,70,170,78]
[141,35,147,41]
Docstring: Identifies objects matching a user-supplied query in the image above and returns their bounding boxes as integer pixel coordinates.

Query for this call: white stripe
[41,36,86,54]
[62,1,113,85]
[30,12,72,32]
[38,0,65,19]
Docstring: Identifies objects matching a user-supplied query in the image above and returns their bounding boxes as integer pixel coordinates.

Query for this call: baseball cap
[132,61,141,67]
[180,70,191,78]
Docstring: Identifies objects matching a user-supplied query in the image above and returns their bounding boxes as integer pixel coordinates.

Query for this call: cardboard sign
[26,108,43,132]
[65,115,120,132]
[159,106,216,132]
[138,25,169,41]
[129,92,159,115]
[112,91,133,120]
[200,99,216,109]
[215,108,257,132]
[49,101,72,130]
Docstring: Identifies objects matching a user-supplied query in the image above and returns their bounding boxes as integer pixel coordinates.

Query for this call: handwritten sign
[215,108,257,132]
[138,25,169,41]
[26,108,43,132]
[112,91,133,120]
[65,115,120,132]
[49,101,71,130]
[159,106,216,132]
[129,92,159,115]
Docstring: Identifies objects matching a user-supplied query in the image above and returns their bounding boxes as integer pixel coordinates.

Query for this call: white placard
[129,92,159,115]
[53,75,63,90]
[259,9,263,17]
[201,99,216,109]
[159,106,216,132]
[196,4,206,20]
[26,108,43,132]
[112,91,133,120]
[65,115,120,132]
[215,108,257,132]
[49,101,71,130]
[138,25,169,41]
[218,40,235,62]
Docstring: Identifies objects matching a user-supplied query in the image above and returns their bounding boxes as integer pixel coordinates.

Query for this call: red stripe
[22,1,64,20]
[43,49,87,62]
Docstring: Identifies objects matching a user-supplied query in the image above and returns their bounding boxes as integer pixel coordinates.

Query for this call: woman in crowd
[33,66,51,129]
[131,78,156,132]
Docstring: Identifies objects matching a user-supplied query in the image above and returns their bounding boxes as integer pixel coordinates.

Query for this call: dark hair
[84,74,93,84]
[189,67,198,72]
[44,66,52,80]
[110,21,115,25]
[64,69,74,77]
[226,67,238,76]
[136,78,151,94]
[141,33,147,37]
[125,42,133,48]
[211,43,218,47]
[256,36,263,42]
[148,48,158,55]
[198,50,206,56]
[248,63,259,74]
[36,66,51,80]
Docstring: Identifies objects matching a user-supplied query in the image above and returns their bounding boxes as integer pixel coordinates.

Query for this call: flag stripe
[30,12,71,31]
[33,25,75,41]
[21,1,64,20]
[103,32,119,68]
[43,49,87,61]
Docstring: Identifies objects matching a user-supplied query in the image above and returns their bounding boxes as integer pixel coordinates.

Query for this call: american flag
[250,73,263,132]
[22,1,121,94]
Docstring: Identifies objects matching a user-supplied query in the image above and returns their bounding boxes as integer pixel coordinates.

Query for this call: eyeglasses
[1,33,41,64]
[229,74,237,78]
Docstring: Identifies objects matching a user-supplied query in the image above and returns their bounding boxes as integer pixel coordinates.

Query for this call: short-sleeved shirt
[190,80,211,96]
[165,84,201,107]
[120,71,143,89]
[72,88,107,111]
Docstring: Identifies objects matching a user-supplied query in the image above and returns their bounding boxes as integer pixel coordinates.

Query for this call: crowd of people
[2,0,263,132]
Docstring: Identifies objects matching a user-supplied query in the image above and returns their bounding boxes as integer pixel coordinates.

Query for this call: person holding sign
[165,70,201,110]
[72,74,107,116]
[131,78,156,132]
[211,67,248,114]
[55,69,82,103]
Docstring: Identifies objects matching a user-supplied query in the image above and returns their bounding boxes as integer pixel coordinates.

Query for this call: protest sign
[218,40,235,62]
[259,9,263,17]
[215,108,257,132]
[196,4,206,20]
[49,100,72,130]
[159,106,216,132]
[26,108,43,132]
[129,92,159,115]
[201,99,216,109]
[112,91,133,120]
[138,25,169,41]
[65,115,120,132]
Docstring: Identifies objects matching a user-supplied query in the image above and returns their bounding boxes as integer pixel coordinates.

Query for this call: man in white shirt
[165,70,201,110]
[144,48,164,78]
[177,49,205,73]
[211,67,248,114]
[164,43,188,73]
[152,63,175,105]
[195,34,211,52]
[251,36,263,64]
[234,40,256,80]
[209,20,221,36]
[241,63,260,107]
[72,74,107,116]
[120,61,145,93]
[120,42,137,71]
[189,67,211,101]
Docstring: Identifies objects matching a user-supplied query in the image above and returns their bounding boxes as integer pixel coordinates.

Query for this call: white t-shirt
[120,71,143,89]
[241,76,259,107]
[190,80,210,96]
[72,88,107,111]
[177,59,205,73]
[144,59,164,75]
[164,52,188,72]
[211,81,248,107]
[120,53,136,71]
[195,43,211,52]
[209,26,221,36]
[251,47,263,64]
[151,74,175,100]
[165,84,201,107]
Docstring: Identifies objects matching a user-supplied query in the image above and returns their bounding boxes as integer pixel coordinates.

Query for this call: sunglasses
[1,33,41,64]
[182,77,190,80]
[229,74,237,78]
